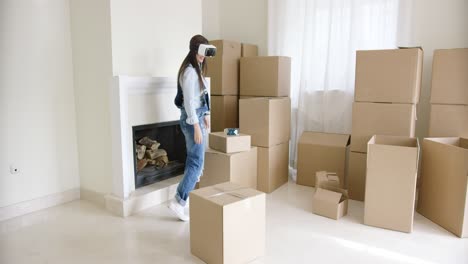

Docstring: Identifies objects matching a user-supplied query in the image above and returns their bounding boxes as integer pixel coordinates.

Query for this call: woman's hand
[194,123,203,144]
[204,115,210,130]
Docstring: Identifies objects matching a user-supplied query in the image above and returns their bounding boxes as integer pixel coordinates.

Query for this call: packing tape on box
[209,187,249,199]
[209,187,253,210]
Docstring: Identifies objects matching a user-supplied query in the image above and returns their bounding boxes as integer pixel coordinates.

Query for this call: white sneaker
[168,200,189,222]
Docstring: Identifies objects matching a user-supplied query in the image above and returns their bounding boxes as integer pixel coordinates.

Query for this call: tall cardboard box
[190,182,266,264]
[209,132,251,153]
[240,56,291,97]
[351,102,416,153]
[354,48,423,104]
[430,48,468,105]
[241,43,258,57]
[239,97,291,147]
[428,104,468,137]
[200,147,257,189]
[364,135,419,233]
[417,138,468,238]
[257,142,289,193]
[297,132,350,187]
[206,40,241,95]
[347,151,367,201]
[211,95,239,132]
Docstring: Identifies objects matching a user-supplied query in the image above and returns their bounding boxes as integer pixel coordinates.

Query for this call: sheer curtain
[268,0,404,172]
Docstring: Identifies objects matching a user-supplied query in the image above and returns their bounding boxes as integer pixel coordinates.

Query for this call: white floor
[1,181,467,264]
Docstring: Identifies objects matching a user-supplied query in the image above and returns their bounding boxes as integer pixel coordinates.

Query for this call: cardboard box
[315,171,340,189]
[209,132,251,153]
[417,137,468,238]
[354,48,423,104]
[240,56,291,97]
[239,97,291,147]
[297,132,350,187]
[241,43,258,57]
[211,95,239,132]
[347,151,367,201]
[364,135,419,233]
[430,48,468,105]
[428,104,468,137]
[313,186,349,220]
[190,182,265,264]
[206,40,241,95]
[200,147,257,189]
[351,102,416,153]
[257,142,289,193]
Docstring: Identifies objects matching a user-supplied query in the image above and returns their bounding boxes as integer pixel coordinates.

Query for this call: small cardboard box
[190,182,265,264]
[297,132,350,187]
[313,186,349,220]
[417,137,468,238]
[364,135,419,233]
[315,171,340,189]
[428,104,468,137]
[241,43,258,57]
[200,147,257,189]
[209,132,251,153]
[257,142,289,193]
[239,97,291,147]
[240,56,291,97]
[211,95,239,132]
[351,102,416,153]
[206,40,241,95]
[347,151,367,201]
[354,48,423,104]
[430,48,468,105]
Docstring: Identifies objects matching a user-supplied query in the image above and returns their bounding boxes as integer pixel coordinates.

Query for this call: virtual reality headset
[198,44,216,57]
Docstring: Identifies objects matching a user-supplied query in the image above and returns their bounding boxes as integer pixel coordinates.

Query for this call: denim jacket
[174,64,210,124]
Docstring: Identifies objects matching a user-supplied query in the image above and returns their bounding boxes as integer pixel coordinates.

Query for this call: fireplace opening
[133,121,186,189]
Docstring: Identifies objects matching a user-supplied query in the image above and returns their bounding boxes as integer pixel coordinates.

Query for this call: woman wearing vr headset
[169,35,216,221]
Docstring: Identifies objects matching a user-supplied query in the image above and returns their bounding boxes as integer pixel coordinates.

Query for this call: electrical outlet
[9,164,19,174]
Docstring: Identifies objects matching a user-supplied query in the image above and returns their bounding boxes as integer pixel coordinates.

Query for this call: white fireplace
[105,75,209,217]
[106,75,180,217]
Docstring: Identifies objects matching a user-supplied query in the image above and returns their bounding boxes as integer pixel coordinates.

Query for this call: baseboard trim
[0,188,80,222]
[105,177,180,217]
[80,188,106,208]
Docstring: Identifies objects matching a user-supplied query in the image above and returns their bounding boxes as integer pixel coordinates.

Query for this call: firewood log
[136,144,146,160]
[155,155,169,168]
[145,149,167,160]
[138,137,160,149]
[137,159,148,171]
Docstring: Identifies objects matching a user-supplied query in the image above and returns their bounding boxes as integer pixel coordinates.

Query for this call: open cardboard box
[313,171,348,220]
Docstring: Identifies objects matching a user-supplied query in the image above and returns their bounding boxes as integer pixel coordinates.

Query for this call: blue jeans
[175,107,208,206]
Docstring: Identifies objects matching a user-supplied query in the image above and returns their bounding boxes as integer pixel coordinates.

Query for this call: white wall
[408,0,468,138]
[0,0,80,207]
[202,0,268,55]
[70,0,114,195]
[111,0,202,77]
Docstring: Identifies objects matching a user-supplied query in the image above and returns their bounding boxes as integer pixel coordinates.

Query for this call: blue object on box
[224,128,239,136]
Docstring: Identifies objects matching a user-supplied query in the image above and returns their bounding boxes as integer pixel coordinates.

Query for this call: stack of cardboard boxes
[239,56,292,193]
[199,132,257,189]
[348,48,423,201]
[416,48,468,238]
[428,48,468,137]
[206,41,259,132]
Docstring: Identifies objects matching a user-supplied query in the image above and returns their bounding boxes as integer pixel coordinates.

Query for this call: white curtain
[268,0,405,170]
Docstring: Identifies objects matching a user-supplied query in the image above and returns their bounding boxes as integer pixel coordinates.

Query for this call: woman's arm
[181,67,200,125]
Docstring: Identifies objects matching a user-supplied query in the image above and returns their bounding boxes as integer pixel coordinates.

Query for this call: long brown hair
[177,35,209,91]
